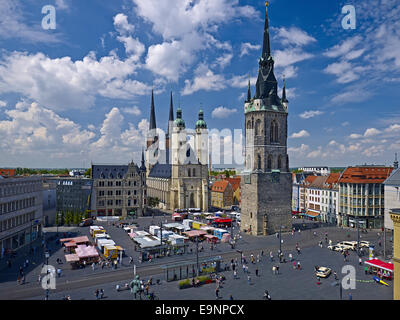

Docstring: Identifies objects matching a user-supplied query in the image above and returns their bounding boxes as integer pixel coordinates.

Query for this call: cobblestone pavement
[0,214,393,300]
[28,245,392,300]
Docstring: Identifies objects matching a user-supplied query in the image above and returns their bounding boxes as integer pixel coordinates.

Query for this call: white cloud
[363,128,381,137]
[214,53,233,69]
[0,100,6,108]
[385,123,400,133]
[182,64,226,95]
[290,130,310,139]
[323,36,363,59]
[240,42,261,57]
[211,106,237,119]
[55,0,69,11]
[274,27,316,47]
[0,51,150,111]
[134,0,257,81]
[349,133,362,139]
[122,106,141,116]
[299,110,324,119]
[0,0,61,43]
[113,13,135,35]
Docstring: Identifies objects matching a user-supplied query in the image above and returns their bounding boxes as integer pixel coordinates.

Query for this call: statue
[130,275,141,299]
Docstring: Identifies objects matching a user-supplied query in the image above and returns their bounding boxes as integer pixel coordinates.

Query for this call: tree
[148,197,160,208]
[84,168,92,178]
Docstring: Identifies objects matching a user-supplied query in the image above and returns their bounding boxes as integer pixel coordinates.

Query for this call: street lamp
[44,251,50,301]
[279,225,284,262]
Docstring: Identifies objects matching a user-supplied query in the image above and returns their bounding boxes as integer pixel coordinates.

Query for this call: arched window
[247,120,252,130]
[277,155,282,169]
[255,119,261,136]
[257,154,262,170]
[188,169,191,177]
[270,120,279,143]
[246,155,252,170]
[192,168,196,177]
[267,154,272,170]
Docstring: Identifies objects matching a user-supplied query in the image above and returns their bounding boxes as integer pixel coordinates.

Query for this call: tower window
[270,120,279,143]
[255,119,261,136]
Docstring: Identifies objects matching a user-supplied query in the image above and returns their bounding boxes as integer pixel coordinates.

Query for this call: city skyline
[0,0,399,168]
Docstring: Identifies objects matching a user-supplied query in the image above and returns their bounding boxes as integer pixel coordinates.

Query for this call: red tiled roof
[211,180,231,192]
[339,166,393,184]
[0,169,16,177]
[225,177,240,191]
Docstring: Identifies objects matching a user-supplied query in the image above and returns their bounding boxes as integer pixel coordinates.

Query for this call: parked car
[338,241,356,251]
[315,267,331,278]
[79,218,93,227]
[359,240,370,248]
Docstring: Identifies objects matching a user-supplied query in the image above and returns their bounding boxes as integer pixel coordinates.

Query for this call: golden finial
[265,1,269,7]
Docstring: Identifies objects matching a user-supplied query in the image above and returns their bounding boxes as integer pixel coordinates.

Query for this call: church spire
[262,1,271,59]
[140,148,146,171]
[149,89,156,130]
[254,2,278,103]
[246,77,252,102]
[282,76,288,103]
[169,91,174,123]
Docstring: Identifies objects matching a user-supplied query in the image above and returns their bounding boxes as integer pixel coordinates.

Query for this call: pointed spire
[262,1,271,59]
[140,148,146,171]
[149,89,156,130]
[246,76,252,102]
[394,153,399,169]
[169,91,174,122]
[282,75,288,103]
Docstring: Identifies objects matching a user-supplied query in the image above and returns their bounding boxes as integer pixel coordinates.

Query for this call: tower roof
[262,1,271,59]
[167,91,174,136]
[282,76,288,103]
[149,89,156,130]
[174,107,185,128]
[253,3,280,105]
[196,109,207,129]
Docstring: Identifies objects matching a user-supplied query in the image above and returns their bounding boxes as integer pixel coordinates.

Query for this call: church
[240,2,292,235]
[145,91,209,211]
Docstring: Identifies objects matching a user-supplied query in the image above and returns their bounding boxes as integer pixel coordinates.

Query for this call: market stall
[364,259,394,280]
[204,234,219,244]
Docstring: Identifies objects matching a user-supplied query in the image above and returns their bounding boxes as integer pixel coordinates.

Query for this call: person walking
[215,288,219,300]
[92,262,95,271]
[247,274,251,285]
[264,290,271,300]
[95,289,99,300]
[255,268,259,277]
[233,269,238,279]
[100,289,104,299]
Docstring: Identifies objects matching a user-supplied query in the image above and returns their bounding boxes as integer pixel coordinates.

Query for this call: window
[267,154,272,170]
[270,120,279,143]
[277,155,282,169]
[255,119,261,136]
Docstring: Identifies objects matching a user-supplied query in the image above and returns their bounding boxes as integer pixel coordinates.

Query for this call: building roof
[339,166,393,184]
[302,175,318,186]
[308,176,328,189]
[148,163,171,179]
[384,168,400,186]
[211,180,232,193]
[92,164,128,179]
[225,177,240,191]
[323,172,341,190]
[0,168,16,177]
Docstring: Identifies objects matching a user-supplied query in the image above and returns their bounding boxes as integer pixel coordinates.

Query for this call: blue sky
[0,0,399,168]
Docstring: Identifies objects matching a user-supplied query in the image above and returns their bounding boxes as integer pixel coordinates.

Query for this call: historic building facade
[240,3,292,235]
[91,160,147,218]
[0,176,43,256]
[146,92,209,211]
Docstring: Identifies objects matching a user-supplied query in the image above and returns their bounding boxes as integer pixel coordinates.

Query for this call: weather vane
[265,1,269,7]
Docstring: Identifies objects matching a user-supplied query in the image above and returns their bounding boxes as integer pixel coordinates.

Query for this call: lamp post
[196,236,199,276]
[44,251,50,301]
[356,218,360,257]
